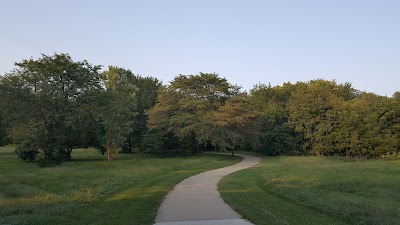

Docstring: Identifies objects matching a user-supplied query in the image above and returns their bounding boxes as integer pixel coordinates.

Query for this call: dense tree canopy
[1,53,399,165]
[249,82,304,156]
[146,73,257,154]
[0,53,103,164]
[248,80,399,158]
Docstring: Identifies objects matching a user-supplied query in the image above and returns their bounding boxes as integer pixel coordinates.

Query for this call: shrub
[15,141,38,161]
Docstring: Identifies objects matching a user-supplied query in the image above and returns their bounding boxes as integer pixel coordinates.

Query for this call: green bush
[382,151,400,161]
[36,151,63,167]
[15,141,38,161]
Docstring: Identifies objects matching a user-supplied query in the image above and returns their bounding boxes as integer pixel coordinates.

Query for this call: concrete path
[154,154,261,225]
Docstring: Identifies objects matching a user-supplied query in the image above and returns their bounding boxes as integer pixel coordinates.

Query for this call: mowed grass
[219,156,400,225]
[0,147,241,225]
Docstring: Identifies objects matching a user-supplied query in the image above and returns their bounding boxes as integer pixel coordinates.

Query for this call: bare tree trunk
[129,137,133,153]
[232,140,235,156]
[107,143,112,161]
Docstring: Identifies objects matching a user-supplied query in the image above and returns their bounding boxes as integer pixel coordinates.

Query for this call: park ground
[219,154,400,225]
[1,147,399,225]
[0,147,240,225]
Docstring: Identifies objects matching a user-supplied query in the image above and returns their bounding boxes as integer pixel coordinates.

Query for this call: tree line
[0,53,399,166]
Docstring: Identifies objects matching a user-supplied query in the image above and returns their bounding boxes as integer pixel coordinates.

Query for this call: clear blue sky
[1,0,399,96]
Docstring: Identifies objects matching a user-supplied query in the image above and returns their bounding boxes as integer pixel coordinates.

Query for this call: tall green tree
[130,75,161,152]
[101,66,161,153]
[101,67,137,160]
[147,73,242,153]
[351,93,399,157]
[249,82,305,155]
[285,80,397,158]
[287,80,349,155]
[0,53,102,164]
[207,93,260,155]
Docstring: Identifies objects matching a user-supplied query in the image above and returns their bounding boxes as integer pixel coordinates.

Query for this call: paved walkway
[154,154,261,225]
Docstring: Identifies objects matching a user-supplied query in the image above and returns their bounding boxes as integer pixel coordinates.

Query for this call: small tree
[100,67,137,161]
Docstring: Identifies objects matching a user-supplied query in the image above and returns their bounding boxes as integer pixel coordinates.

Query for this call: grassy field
[0,147,241,225]
[220,156,400,225]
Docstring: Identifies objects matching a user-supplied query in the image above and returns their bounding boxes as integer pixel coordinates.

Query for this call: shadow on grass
[68,158,106,162]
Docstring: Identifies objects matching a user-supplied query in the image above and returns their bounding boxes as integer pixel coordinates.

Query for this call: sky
[1,0,399,96]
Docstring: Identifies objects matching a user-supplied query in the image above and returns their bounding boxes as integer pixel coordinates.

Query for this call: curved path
[154,154,261,225]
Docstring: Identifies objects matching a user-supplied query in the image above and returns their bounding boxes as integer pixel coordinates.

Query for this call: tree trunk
[65,147,72,161]
[107,143,112,161]
[232,140,235,156]
[129,137,133,153]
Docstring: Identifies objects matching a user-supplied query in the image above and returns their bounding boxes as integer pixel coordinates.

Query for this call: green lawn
[220,156,400,225]
[0,147,241,225]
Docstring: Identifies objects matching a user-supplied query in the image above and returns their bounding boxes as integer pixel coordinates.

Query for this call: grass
[0,147,241,225]
[219,155,400,225]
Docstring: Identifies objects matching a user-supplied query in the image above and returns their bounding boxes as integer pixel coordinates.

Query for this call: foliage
[0,53,103,165]
[283,80,399,158]
[100,66,161,153]
[393,91,400,100]
[139,130,167,154]
[0,112,6,146]
[147,73,257,153]
[287,80,344,155]
[2,53,399,160]
[100,66,138,160]
[249,83,305,155]
[14,139,39,161]
[126,71,161,152]
[248,80,399,158]
[260,106,304,156]
[207,93,260,154]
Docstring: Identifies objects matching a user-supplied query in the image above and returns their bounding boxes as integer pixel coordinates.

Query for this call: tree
[0,53,103,164]
[101,67,137,161]
[0,112,8,146]
[287,80,346,155]
[249,82,306,156]
[393,91,400,101]
[147,73,241,153]
[101,66,161,153]
[206,93,260,155]
[285,80,398,158]
[130,75,161,152]
[350,93,400,158]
